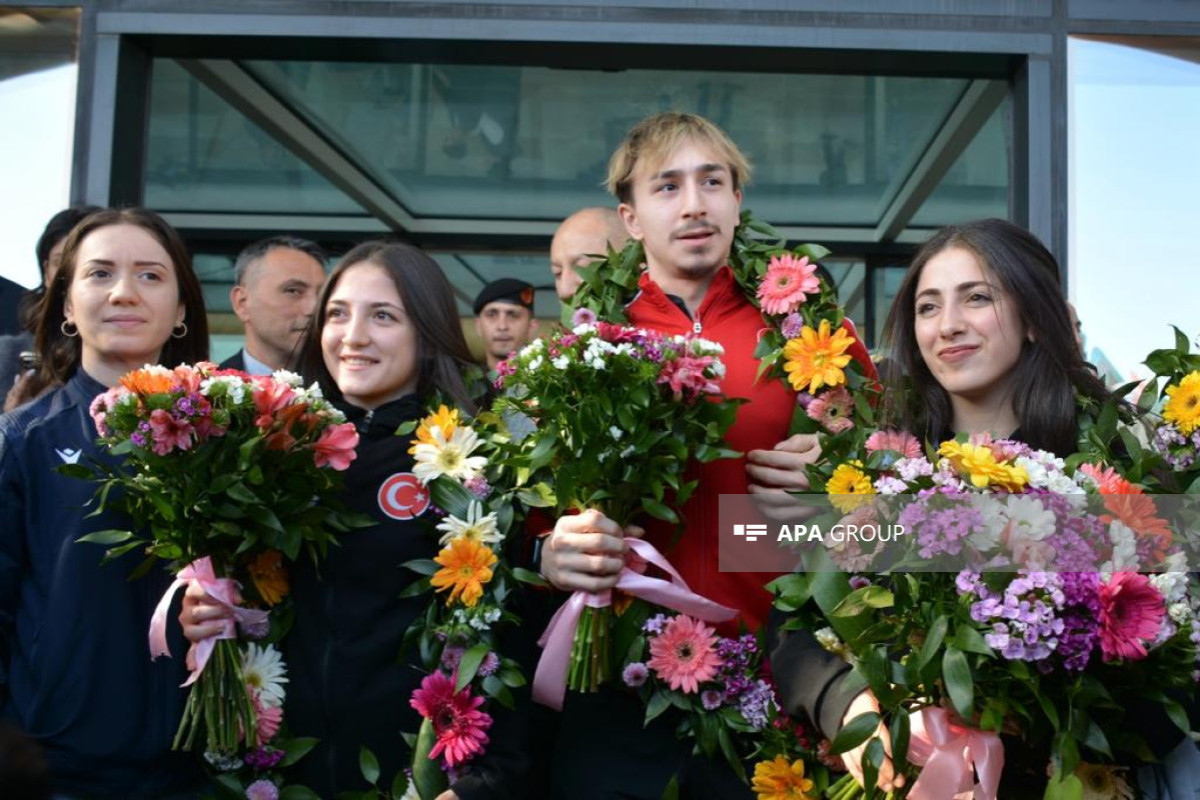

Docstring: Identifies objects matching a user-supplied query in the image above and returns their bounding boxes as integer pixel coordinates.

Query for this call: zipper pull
[358,409,374,432]
[693,319,702,335]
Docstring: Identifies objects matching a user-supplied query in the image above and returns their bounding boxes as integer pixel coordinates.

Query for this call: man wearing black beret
[473,277,539,371]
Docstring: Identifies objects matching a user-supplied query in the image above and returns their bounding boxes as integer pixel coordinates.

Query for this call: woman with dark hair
[0,207,208,798]
[772,218,1193,795]
[183,242,526,798]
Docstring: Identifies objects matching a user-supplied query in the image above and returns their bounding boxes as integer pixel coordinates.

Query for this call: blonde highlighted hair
[604,112,752,205]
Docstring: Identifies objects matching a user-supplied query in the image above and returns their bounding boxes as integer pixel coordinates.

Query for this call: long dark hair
[295,241,479,414]
[35,208,209,383]
[879,218,1110,455]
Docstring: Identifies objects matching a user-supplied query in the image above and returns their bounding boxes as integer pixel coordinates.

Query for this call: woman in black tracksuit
[771,218,1196,795]
[185,242,531,799]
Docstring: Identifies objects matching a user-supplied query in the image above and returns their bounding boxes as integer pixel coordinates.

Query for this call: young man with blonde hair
[539,112,874,797]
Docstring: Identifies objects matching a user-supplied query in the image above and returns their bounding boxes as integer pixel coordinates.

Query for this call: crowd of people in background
[1,109,1167,800]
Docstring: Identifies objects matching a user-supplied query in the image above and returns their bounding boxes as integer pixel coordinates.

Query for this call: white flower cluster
[200,375,248,405]
[1016,450,1084,495]
[271,369,304,387]
[452,605,503,632]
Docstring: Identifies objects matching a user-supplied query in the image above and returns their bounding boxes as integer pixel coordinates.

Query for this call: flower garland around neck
[566,208,880,492]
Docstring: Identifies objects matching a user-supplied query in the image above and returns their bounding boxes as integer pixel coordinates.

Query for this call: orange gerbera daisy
[751,755,815,800]
[1102,493,1173,558]
[247,549,289,606]
[119,367,176,396]
[409,405,461,455]
[431,538,497,607]
[782,319,854,394]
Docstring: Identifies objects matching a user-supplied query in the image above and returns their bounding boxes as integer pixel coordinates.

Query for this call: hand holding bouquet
[492,320,741,701]
[73,363,361,774]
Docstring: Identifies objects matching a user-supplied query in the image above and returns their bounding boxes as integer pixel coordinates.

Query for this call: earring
[60,320,79,337]
[172,322,188,339]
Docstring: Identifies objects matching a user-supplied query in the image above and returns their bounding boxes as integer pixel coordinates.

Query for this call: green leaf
[952,624,994,656]
[918,614,948,669]
[412,717,449,799]
[640,497,679,524]
[455,643,490,693]
[280,787,322,800]
[75,529,135,545]
[942,646,974,720]
[830,585,894,617]
[645,690,673,725]
[659,774,680,800]
[512,567,551,588]
[401,559,440,577]
[398,577,432,599]
[359,745,380,786]
[56,463,94,479]
[1163,699,1190,734]
[890,706,911,771]
[391,770,411,799]
[281,736,320,767]
[1043,771,1084,800]
[829,710,880,754]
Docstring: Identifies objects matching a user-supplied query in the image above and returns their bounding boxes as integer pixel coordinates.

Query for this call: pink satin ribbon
[907,706,1004,800]
[532,538,737,710]
[149,556,269,687]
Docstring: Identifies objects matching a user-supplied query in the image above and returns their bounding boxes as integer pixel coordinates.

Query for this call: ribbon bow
[532,538,737,710]
[149,556,269,687]
[907,706,1004,800]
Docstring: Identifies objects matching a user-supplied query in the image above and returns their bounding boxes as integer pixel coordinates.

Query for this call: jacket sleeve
[0,423,26,708]
[767,607,865,739]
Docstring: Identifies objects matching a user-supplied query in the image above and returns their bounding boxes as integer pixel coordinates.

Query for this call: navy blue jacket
[0,370,200,798]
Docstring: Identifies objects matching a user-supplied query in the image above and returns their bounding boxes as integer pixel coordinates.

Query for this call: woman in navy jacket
[184,242,531,799]
[0,208,210,798]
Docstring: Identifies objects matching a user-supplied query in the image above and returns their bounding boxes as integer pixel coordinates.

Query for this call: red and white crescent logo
[377,472,430,520]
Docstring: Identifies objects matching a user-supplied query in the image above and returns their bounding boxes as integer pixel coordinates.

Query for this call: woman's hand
[842,690,904,793]
[179,581,235,643]
[434,791,459,800]
[747,433,823,521]
[539,509,643,593]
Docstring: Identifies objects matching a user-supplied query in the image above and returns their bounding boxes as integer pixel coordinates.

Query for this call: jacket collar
[338,393,425,437]
[65,369,110,407]
[631,265,741,323]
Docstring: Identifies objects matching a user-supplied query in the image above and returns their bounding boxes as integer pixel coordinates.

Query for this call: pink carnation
[865,430,922,459]
[172,364,204,394]
[658,355,720,400]
[757,254,820,316]
[147,409,194,455]
[410,671,492,767]
[88,387,128,436]
[647,615,723,694]
[1098,572,1165,662]
[313,422,359,470]
[806,387,854,434]
[252,377,296,431]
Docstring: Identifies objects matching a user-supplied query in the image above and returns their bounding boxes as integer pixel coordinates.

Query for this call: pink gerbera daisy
[647,615,723,694]
[806,387,854,434]
[757,254,820,316]
[1098,572,1165,662]
[865,430,922,459]
[410,671,492,766]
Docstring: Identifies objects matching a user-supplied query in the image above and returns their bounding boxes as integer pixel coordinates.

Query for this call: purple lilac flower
[1057,572,1101,671]
[622,662,649,688]
[968,572,1066,662]
[643,614,670,636]
[441,646,464,671]
[795,391,815,409]
[245,779,279,800]
[130,431,148,448]
[478,651,501,677]
[737,680,775,730]
[464,475,492,499]
[900,495,984,559]
[781,313,804,339]
[174,393,198,416]
[849,575,872,591]
[244,747,286,770]
[701,689,724,711]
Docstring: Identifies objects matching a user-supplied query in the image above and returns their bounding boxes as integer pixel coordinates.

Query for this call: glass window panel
[1069,36,1200,381]
[870,263,909,351]
[820,260,867,341]
[432,253,557,318]
[0,8,79,293]
[909,95,1010,228]
[144,60,368,215]
[244,61,969,226]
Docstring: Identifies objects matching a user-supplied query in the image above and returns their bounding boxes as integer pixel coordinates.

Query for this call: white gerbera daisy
[241,643,288,708]
[436,501,502,546]
[412,426,487,484]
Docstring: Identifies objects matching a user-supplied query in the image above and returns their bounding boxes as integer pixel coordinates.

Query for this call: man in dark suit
[221,236,326,374]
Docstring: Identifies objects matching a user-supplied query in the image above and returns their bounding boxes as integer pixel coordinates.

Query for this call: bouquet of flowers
[71,362,361,792]
[616,606,851,798]
[398,404,544,800]
[565,211,879,489]
[490,321,742,702]
[771,432,1200,798]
